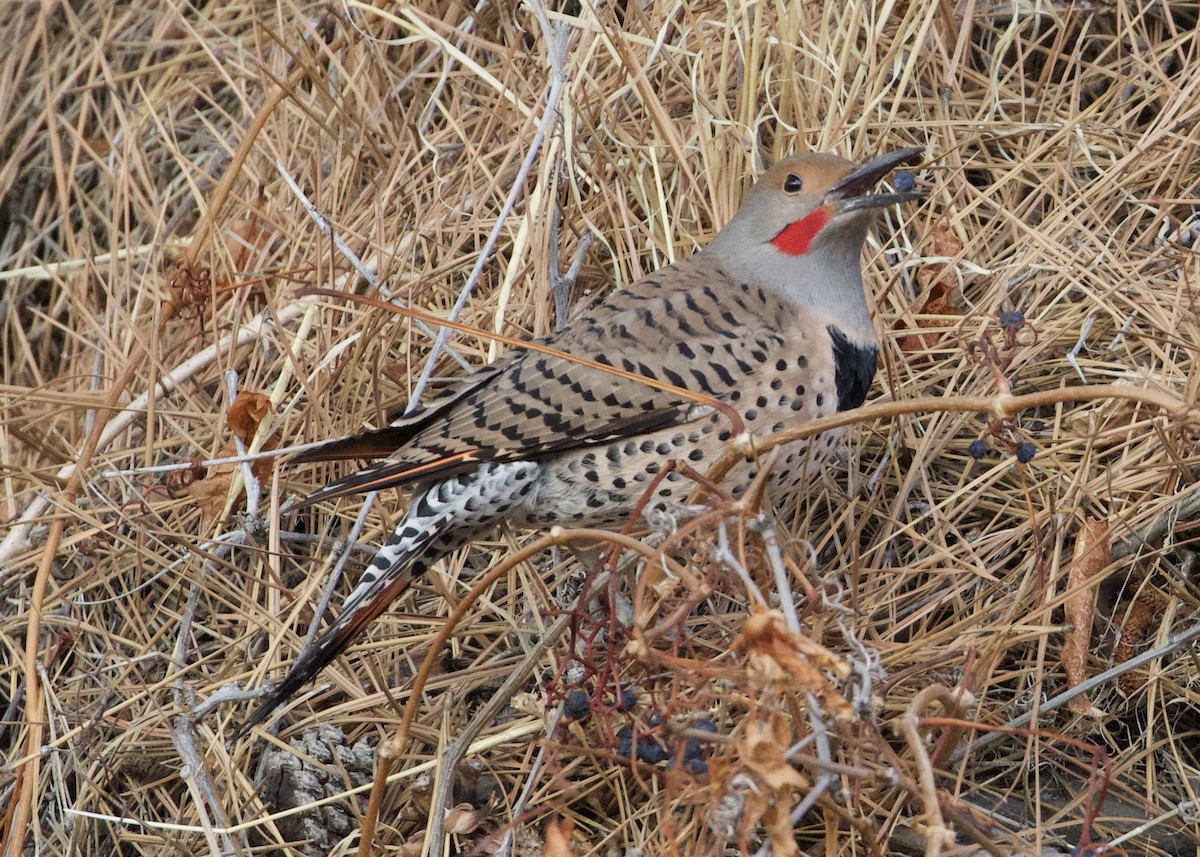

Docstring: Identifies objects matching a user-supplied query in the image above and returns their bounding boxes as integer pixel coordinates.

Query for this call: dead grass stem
[2,2,1198,855]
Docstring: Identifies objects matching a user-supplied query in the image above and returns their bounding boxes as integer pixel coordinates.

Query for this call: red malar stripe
[770,207,827,256]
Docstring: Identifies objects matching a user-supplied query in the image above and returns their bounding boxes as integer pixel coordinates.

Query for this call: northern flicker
[240,146,923,734]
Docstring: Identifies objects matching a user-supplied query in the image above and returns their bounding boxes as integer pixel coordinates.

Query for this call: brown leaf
[397,832,425,857]
[734,713,805,857]
[185,468,233,533]
[916,219,963,291]
[1114,588,1168,697]
[226,212,269,275]
[1064,377,1174,448]
[227,391,271,445]
[443,803,486,836]
[250,449,277,485]
[541,817,574,857]
[733,608,852,719]
[735,609,848,675]
[741,715,806,792]
[763,801,800,857]
[225,391,278,483]
[1062,517,1110,716]
[899,219,963,354]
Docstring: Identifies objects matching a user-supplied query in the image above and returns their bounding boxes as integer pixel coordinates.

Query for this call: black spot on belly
[827,325,878,411]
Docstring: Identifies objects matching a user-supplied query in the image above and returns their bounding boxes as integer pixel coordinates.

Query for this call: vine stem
[701,383,1193,488]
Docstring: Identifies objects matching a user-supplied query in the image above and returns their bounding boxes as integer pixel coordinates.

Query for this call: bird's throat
[769,207,828,256]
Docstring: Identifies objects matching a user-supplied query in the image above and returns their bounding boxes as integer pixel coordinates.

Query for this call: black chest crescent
[828,325,878,411]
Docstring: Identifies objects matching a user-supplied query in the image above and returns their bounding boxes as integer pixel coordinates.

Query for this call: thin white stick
[1065,314,1095,385]
[0,239,190,282]
[225,370,262,516]
[100,441,328,477]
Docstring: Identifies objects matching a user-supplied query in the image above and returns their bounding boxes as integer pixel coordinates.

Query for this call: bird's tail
[235,508,453,738]
[235,462,539,740]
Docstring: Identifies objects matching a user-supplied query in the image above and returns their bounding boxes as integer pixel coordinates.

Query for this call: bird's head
[705,146,924,329]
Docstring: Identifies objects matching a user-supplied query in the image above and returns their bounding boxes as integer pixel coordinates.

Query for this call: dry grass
[2,1,1199,855]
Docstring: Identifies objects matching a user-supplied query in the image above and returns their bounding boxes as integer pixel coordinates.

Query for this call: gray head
[704,147,923,338]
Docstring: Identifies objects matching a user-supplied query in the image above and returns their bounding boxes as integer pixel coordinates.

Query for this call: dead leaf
[1064,381,1170,449]
[735,713,806,857]
[763,801,800,857]
[899,219,963,354]
[225,391,278,482]
[443,803,486,836]
[225,210,270,276]
[741,715,806,792]
[541,817,574,857]
[185,467,233,533]
[84,135,113,159]
[916,219,963,291]
[397,831,425,857]
[1114,588,1168,697]
[733,608,853,718]
[227,391,271,445]
[735,608,848,677]
[1062,517,1110,717]
[183,390,278,530]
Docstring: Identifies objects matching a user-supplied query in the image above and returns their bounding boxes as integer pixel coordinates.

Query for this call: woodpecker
[239,146,924,735]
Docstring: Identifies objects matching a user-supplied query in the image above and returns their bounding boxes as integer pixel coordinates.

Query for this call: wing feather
[291,259,788,506]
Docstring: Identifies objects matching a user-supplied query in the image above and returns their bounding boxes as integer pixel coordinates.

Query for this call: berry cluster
[968,438,1035,463]
[615,718,716,775]
[561,686,717,775]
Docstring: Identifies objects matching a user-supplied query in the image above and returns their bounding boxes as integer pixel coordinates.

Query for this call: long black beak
[826,146,925,212]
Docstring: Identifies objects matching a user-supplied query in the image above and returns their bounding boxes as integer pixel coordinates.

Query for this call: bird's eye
[783,173,803,193]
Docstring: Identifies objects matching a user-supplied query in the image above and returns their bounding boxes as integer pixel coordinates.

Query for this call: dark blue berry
[894,170,916,193]
[616,726,633,758]
[615,687,637,712]
[563,690,590,721]
[618,726,666,764]
[1015,442,1036,463]
[968,439,989,460]
[668,748,707,772]
[998,309,1025,329]
[680,721,716,762]
[637,739,667,764]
